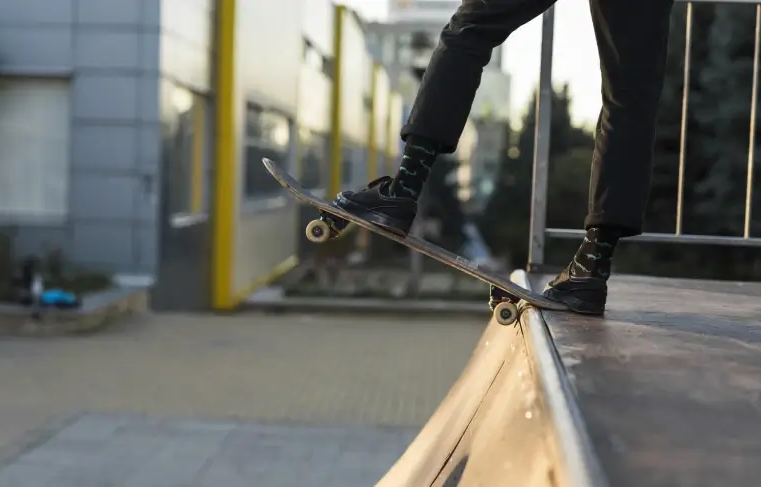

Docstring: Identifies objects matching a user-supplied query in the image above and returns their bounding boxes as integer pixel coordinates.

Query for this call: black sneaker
[332,176,418,236]
[542,264,607,315]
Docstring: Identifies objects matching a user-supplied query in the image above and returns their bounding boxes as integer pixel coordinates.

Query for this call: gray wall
[0,0,164,277]
[152,0,215,309]
[0,0,215,290]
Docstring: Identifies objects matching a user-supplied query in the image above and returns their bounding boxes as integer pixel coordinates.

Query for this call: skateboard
[262,158,569,325]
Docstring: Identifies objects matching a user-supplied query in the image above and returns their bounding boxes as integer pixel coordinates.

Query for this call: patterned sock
[569,227,621,280]
[388,136,438,199]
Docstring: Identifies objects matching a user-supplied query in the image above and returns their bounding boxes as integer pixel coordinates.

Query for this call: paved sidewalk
[0,413,418,487]
[0,311,482,486]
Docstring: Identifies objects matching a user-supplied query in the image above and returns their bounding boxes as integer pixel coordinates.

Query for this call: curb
[510,270,608,487]
[0,286,148,337]
[244,294,489,317]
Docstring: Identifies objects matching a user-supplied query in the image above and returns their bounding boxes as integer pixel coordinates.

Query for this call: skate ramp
[375,270,605,487]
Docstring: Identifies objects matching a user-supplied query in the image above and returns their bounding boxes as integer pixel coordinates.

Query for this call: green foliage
[691,3,760,235]
[422,154,468,251]
[638,2,761,277]
[477,83,595,268]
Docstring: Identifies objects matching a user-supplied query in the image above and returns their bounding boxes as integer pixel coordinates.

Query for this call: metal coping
[509,270,609,487]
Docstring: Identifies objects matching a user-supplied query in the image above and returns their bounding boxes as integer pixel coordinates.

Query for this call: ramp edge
[510,270,608,487]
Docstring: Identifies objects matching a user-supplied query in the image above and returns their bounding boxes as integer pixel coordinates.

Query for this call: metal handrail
[528,0,761,268]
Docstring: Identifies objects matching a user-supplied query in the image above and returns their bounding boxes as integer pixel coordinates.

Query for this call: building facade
[0,0,405,311]
[0,0,304,310]
[0,0,217,308]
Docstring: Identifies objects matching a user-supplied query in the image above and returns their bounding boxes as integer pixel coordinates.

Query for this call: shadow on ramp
[375,270,606,487]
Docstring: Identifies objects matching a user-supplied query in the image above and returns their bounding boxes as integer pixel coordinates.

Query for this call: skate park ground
[1,271,761,486]
[0,308,482,486]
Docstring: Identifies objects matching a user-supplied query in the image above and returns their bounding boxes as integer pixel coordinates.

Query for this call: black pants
[401,0,675,236]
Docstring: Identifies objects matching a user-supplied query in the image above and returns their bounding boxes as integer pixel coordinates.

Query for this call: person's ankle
[405,135,440,153]
[566,227,621,281]
[389,136,440,199]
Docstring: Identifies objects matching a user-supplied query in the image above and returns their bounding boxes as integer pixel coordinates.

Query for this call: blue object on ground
[40,289,81,308]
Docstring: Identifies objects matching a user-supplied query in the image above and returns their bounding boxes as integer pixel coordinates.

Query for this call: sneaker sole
[542,286,606,316]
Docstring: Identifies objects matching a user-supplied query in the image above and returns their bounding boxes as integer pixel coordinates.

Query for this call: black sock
[388,136,438,199]
[569,227,620,280]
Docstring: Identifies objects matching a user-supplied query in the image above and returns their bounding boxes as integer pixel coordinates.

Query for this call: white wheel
[494,301,519,326]
[306,219,331,243]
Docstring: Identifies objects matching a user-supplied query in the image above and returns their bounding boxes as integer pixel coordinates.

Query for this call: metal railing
[528,0,761,269]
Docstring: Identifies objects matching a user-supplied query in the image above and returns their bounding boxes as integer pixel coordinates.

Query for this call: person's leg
[333,0,556,235]
[543,0,675,314]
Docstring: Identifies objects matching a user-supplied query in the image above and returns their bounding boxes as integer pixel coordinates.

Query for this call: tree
[633,3,713,234]
[692,3,760,235]
[422,153,468,251]
[478,84,594,268]
[620,3,761,280]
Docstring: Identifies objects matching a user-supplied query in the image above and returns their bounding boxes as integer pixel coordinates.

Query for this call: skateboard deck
[262,158,568,324]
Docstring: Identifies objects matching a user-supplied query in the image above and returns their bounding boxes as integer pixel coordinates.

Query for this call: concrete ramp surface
[376,271,604,487]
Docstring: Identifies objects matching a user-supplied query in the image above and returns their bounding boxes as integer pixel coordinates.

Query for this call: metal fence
[528,0,761,269]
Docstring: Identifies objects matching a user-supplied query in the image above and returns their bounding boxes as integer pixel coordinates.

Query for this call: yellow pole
[328,5,345,197]
[368,63,379,180]
[212,0,237,310]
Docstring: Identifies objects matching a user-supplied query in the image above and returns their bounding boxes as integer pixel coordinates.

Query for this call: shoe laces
[365,176,393,189]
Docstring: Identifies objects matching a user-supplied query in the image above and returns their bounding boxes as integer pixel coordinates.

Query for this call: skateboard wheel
[494,301,518,326]
[306,219,331,243]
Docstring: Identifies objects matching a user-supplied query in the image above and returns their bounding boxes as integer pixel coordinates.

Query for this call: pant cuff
[584,213,642,238]
[400,125,457,155]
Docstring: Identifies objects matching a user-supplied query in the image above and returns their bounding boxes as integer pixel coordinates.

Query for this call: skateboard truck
[489,285,520,326]
[306,212,349,243]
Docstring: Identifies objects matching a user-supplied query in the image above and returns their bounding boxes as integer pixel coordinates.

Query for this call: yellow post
[368,63,379,180]
[212,0,237,310]
[328,4,345,198]
[386,92,396,175]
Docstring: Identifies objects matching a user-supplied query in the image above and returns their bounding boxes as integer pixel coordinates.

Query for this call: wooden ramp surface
[531,274,761,487]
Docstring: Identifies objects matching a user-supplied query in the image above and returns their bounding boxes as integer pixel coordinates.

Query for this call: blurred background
[2,0,760,312]
[1,1,761,486]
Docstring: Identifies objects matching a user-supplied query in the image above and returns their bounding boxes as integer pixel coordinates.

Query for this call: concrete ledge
[0,286,148,337]
[246,287,488,317]
[512,270,607,487]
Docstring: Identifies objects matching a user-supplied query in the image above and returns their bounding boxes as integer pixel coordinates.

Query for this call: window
[303,40,324,72]
[381,34,397,65]
[397,34,413,66]
[341,145,354,189]
[298,128,329,190]
[243,103,292,199]
[0,78,70,223]
[161,82,208,217]
[341,144,368,190]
